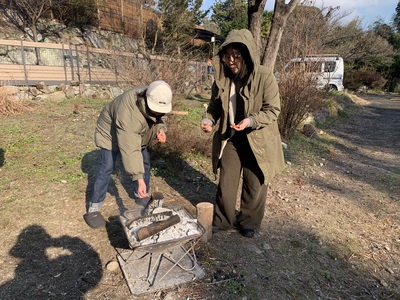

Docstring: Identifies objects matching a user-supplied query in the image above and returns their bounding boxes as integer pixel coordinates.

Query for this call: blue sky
[201,0,398,28]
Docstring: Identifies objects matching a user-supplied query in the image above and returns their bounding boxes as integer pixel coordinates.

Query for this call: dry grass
[0,86,35,116]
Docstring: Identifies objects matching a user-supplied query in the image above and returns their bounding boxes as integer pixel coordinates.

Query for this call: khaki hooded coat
[205,29,285,184]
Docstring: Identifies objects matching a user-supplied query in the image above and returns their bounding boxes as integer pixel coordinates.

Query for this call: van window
[324,61,336,72]
[306,61,322,73]
[285,61,322,73]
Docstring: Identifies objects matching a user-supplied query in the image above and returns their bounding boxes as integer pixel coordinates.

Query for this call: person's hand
[157,129,166,143]
[231,118,250,131]
[201,120,212,133]
[137,179,147,198]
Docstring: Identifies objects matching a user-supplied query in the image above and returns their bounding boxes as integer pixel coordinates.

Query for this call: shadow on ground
[202,222,400,299]
[0,225,103,299]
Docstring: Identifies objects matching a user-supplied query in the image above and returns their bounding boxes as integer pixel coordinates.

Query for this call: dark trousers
[89,147,151,208]
[213,134,268,230]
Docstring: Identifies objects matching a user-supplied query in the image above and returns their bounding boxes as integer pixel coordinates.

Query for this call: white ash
[129,207,203,246]
[142,199,165,215]
[152,207,171,214]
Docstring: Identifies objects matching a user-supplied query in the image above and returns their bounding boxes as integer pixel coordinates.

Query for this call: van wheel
[327,84,338,92]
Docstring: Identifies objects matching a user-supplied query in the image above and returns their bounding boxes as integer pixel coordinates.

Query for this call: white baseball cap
[146,80,172,114]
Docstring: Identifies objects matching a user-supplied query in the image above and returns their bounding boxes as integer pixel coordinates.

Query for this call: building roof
[194,27,225,45]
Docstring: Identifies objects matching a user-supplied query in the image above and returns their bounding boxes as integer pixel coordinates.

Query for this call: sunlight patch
[46,247,73,260]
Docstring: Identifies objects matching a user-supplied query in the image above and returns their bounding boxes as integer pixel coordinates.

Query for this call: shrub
[0,86,34,116]
[393,83,400,93]
[149,96,212,161]
[344,66,387,91]
[51,0,98,27]
[152,111,212,158]
[277,69,325,140]
[114,52,208,97]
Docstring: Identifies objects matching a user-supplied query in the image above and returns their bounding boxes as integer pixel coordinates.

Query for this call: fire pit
[116,200,205,295]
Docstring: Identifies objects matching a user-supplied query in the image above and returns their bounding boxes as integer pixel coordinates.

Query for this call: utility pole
[211,36,215,57]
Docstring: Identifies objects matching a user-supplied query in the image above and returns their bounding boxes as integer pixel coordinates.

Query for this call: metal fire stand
[116,204,205,296]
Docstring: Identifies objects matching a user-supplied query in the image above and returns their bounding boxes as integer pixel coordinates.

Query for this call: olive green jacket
[205,29,285,184]
[95,86,166,181]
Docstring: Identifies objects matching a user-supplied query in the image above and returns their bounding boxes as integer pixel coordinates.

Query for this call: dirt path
[252,93,400,299]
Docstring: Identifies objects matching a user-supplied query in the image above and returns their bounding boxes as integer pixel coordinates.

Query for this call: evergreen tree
[210,0,248,37]
[373,19,400,50]
[394,0,400,32]
[188,0,209,25]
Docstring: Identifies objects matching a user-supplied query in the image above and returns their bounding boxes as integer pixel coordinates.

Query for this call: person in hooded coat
[84,80,172,229]
[200,29,285,238]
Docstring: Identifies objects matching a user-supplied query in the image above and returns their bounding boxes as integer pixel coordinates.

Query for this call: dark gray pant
[213,133,268,230]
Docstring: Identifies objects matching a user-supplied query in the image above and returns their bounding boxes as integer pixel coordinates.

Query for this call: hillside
[0,8,142,53]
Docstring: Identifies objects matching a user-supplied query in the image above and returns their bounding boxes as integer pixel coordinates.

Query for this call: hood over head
[218,29,258,66]
[212,29,258,85]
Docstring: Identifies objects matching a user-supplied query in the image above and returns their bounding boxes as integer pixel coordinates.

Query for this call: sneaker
[83,211,106,229]
[212,225,221,233]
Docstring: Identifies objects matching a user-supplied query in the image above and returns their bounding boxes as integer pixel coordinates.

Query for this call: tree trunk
[31,21,42,65]
[261,0,301,68]
[248,0,267,61]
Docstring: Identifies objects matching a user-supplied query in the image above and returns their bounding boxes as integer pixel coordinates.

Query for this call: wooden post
[196,202,214,242]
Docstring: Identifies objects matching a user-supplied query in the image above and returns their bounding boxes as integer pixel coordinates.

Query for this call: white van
[284,55,344,91]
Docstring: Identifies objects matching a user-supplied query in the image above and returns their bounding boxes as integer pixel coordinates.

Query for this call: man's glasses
[222,51,242,63]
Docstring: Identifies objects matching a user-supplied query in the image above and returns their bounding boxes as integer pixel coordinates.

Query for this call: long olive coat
[205,29,285,184]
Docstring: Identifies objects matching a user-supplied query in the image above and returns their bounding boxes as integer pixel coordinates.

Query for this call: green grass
[284,133,334,165]
[0,97,103,202]
[173,94,209,127]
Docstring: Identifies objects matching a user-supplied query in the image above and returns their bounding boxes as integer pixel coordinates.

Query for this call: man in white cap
[84,80,173,229]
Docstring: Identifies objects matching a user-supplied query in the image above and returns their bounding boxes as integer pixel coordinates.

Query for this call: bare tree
[323,19,394,63]
[10,0,49,42]
[260,0,301,67]
[248,0,267,61]
[7,0,50,65]
[277,4,329,68]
